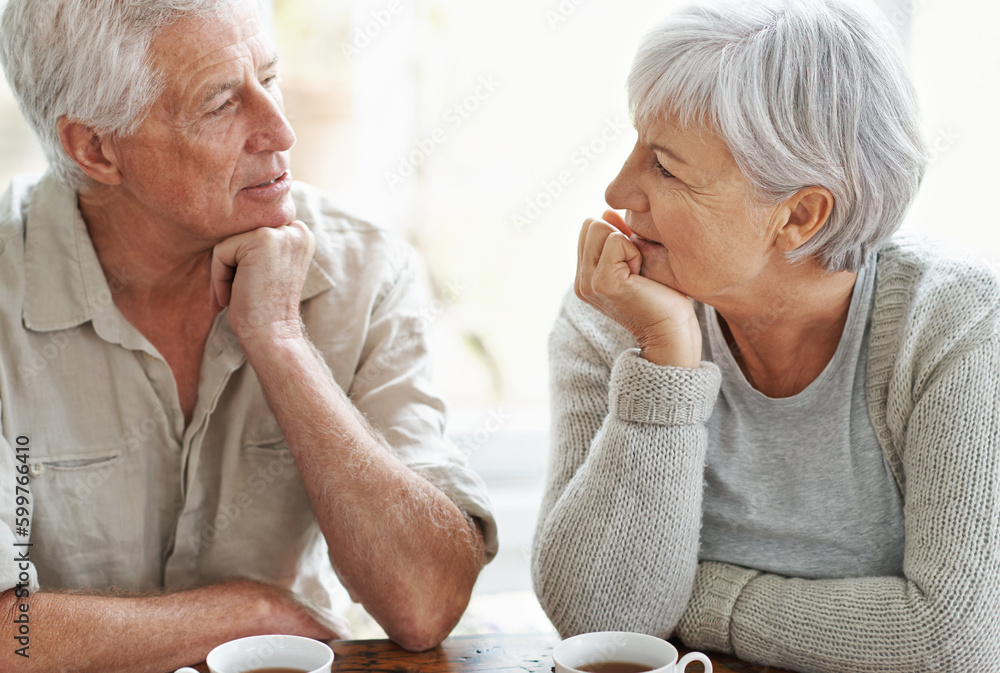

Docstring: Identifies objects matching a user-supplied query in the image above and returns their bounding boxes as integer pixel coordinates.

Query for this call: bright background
[1,0,997,636]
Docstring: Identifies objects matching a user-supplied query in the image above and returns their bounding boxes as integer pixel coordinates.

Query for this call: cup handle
[676,651,712,673]
[174,668,201,673]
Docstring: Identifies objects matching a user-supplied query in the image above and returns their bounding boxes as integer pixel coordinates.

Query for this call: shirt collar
[302,254,335,302]
[22,172,335,334]
[22,172,106,333]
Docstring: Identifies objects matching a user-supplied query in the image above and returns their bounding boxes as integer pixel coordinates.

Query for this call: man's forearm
[0,579,337,673]
[244,333,484,652]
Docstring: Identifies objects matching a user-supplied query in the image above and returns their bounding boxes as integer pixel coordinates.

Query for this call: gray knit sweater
[532,233,1000,672]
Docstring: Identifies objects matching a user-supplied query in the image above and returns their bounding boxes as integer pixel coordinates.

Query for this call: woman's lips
[631,233,664,249]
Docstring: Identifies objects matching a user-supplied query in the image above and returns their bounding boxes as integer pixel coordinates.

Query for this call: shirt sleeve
[677,336,1000,672]
[532,293,721,638]
[0,419,40,595]
[344,249,498,561]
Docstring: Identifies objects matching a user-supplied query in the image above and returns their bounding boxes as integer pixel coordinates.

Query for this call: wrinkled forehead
[148,1,273,107]
[638,113,730,161]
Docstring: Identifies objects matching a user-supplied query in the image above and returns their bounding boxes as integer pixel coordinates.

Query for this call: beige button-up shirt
[0,172,497,613]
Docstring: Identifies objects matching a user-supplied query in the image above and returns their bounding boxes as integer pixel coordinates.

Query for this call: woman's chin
[638,264,693,299]
[638,260,670,285]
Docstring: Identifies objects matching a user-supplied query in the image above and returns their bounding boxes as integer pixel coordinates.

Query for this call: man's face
[105,1,296,245]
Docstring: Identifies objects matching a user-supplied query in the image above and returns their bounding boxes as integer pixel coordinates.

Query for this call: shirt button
[28,463,44,477]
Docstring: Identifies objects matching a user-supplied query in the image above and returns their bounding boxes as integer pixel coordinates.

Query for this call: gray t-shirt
[697,264,905,578]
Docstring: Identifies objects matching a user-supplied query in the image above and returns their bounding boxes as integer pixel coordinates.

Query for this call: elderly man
[0,0,497,670]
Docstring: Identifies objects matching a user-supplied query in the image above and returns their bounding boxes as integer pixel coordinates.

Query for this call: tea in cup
[174,634,334,673]
[553,631,712,673]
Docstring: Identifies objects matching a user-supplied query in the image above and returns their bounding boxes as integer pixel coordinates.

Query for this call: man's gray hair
[628,0,927,272]
[0,0,242,190]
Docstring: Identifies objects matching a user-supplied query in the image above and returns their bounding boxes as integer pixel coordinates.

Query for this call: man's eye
[262,75,279,87]
[211,99,234,115]
[654,159,675,179]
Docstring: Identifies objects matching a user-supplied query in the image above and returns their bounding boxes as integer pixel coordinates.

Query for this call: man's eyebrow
[200,77,242,108]
[649,143,691,166]
[199,55,280,108]
[259,55,280,74]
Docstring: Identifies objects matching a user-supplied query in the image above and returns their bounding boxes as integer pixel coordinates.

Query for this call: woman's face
[605,115,784,307]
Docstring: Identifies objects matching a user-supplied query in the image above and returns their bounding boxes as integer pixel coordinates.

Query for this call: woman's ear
[774,186,834,253]
[57,117,123,186]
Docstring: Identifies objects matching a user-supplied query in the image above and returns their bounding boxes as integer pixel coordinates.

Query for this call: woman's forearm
[533,410,708,637]
[534,304,721,637]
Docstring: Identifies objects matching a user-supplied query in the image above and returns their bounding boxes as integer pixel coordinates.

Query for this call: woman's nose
[605,145,648,212]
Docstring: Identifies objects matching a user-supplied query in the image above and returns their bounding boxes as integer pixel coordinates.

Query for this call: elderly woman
[531,0,1000,671]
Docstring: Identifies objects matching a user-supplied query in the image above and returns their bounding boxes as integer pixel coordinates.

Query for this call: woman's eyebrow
[649,142,691,166]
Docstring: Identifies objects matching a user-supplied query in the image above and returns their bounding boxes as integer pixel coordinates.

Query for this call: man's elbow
[386,604,464,652]
[391,624,452,653]
[385,576,476,652]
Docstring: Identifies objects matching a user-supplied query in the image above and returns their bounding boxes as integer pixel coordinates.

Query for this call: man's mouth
[254,171,286,187]
[242,171,290,193]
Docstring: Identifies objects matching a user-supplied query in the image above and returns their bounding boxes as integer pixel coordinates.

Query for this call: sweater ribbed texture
[532,233,1000,672]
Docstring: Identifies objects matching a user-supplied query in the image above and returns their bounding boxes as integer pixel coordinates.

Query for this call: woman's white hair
[0,0,245,190]
[628,0,927,272]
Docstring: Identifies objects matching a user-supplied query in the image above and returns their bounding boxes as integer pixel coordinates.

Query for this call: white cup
[174,634,334,673]
[553,631,712,673]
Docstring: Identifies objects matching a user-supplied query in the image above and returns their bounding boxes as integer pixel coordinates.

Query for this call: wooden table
[190,633,793,673]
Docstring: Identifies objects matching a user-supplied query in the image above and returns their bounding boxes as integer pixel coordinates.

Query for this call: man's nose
[247,88,296,154]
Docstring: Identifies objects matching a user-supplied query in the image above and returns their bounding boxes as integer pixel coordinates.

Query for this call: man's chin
[241,199,297,231]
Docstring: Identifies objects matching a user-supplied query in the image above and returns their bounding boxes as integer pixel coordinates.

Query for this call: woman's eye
[654,159,675,179]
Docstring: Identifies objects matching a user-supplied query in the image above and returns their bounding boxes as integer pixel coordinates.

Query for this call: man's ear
[57,117,123,186]
[773,186,834,253]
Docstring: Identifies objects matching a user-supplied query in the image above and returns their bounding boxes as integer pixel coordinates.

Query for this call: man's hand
[209,219,483,651]
[210,220,316,344]
[0,580,350,673]
[575,210,702,368]
[246,579,352,642]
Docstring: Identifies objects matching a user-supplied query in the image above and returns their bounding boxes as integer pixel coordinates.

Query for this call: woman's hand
[575,210,702,368]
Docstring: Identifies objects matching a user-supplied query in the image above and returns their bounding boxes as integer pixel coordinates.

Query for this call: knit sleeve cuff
[608,349,721,425]
[677,561,760,654]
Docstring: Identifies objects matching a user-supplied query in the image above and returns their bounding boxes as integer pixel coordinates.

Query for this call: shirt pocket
[239,435,309,509]
[27,449,126,506]
[195,433,318,584]
[26,448,148,589]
